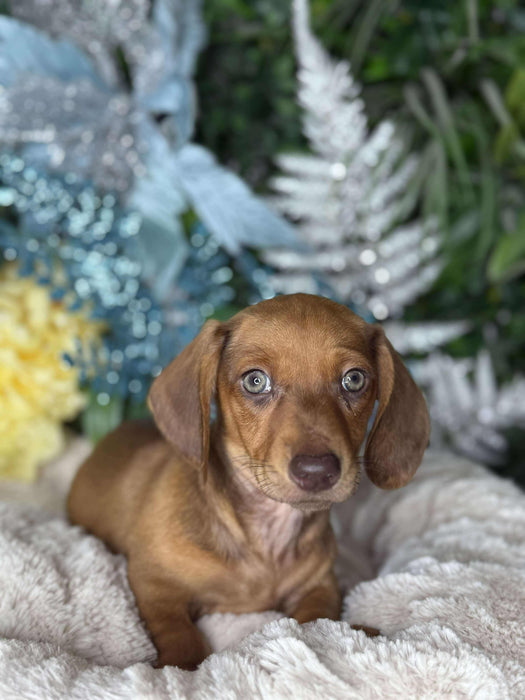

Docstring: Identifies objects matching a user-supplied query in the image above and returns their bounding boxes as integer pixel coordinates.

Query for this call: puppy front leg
[128,563,211,670]
[288,571,341,624]
[151,611,211,670]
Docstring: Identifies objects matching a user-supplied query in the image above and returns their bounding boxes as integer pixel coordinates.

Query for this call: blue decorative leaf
[134,0,206,147]
[0,16,104,87]
[152,0,206,79]
[127,119,189,299]
[134,216,188,302]
[137,75,196,147]
[172,144,300,254]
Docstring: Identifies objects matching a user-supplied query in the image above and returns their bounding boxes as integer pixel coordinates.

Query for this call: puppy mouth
[253,468,360,512]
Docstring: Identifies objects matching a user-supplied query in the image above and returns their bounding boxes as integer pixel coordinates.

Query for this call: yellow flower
[0,265,103,481]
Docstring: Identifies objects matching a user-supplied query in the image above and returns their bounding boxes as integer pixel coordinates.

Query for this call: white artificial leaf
[265,0,442,320]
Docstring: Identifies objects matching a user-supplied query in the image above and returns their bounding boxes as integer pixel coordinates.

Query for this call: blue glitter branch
[0,153,283,405]
[0,153,180,402]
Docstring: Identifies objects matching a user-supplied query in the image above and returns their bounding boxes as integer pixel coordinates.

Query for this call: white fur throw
[0,450,524,699]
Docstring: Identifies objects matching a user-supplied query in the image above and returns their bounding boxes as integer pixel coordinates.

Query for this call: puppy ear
[147,319,225,473]
[365,328,430,489]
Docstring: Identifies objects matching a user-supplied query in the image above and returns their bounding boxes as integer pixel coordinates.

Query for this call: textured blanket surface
[0,450,524,699]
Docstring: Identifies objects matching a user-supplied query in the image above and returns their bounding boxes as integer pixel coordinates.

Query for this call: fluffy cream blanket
[0,448,524,699]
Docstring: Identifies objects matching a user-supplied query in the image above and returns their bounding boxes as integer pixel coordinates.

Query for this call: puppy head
[148,294,430,510]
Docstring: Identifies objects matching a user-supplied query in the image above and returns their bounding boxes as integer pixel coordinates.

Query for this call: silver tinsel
[414,351,525,464]
[265,0,442,321]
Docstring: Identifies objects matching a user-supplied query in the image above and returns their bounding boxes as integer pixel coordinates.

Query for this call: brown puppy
[67,293,429,669]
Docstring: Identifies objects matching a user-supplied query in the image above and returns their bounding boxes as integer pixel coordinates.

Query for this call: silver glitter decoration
[265,0,442,320]
[413,351,525,465]
[0,16,148,194]
[0,74,142,194]
[10,0,150,88]
[0,4,198,194]
[9,0,205,97]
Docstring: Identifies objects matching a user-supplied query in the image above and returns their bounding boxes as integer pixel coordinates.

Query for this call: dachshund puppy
[67,293,429,669]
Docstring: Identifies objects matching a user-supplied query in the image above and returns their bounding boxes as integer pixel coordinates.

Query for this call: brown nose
[288,453,341,492]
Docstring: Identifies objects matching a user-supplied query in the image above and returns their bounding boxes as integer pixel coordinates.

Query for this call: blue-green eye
[342,369,366,392]
[242,370,271,394]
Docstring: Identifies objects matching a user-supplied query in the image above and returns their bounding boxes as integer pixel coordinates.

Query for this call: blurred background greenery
[197,0,525,379]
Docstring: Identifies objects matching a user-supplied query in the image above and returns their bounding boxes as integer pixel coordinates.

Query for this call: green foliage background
[196,0,525,480]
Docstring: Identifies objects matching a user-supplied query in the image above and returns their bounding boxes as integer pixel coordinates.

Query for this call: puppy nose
[288,453,341,492]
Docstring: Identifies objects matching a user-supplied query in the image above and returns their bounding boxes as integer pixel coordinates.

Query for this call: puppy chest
[197,561,291,615]
[196,545,330,616]
[202,507,309,612]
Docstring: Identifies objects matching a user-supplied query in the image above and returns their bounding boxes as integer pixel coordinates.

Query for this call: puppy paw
[154,651,208,671]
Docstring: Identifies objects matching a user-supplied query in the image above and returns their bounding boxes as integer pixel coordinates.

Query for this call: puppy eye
[342,369,366,393]
[242,370,272,394]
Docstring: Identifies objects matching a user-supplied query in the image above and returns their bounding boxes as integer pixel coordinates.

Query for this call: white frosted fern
[265,0,442,320]
[413,351,525,464]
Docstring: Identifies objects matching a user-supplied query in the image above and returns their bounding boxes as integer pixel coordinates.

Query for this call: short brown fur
[68,294,430,669]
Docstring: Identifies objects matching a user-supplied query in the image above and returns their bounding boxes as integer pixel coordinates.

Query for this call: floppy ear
[147,319,225,473]
[365,328,430,489]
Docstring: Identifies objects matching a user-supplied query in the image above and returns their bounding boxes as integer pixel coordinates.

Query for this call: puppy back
[67,419,166,552]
